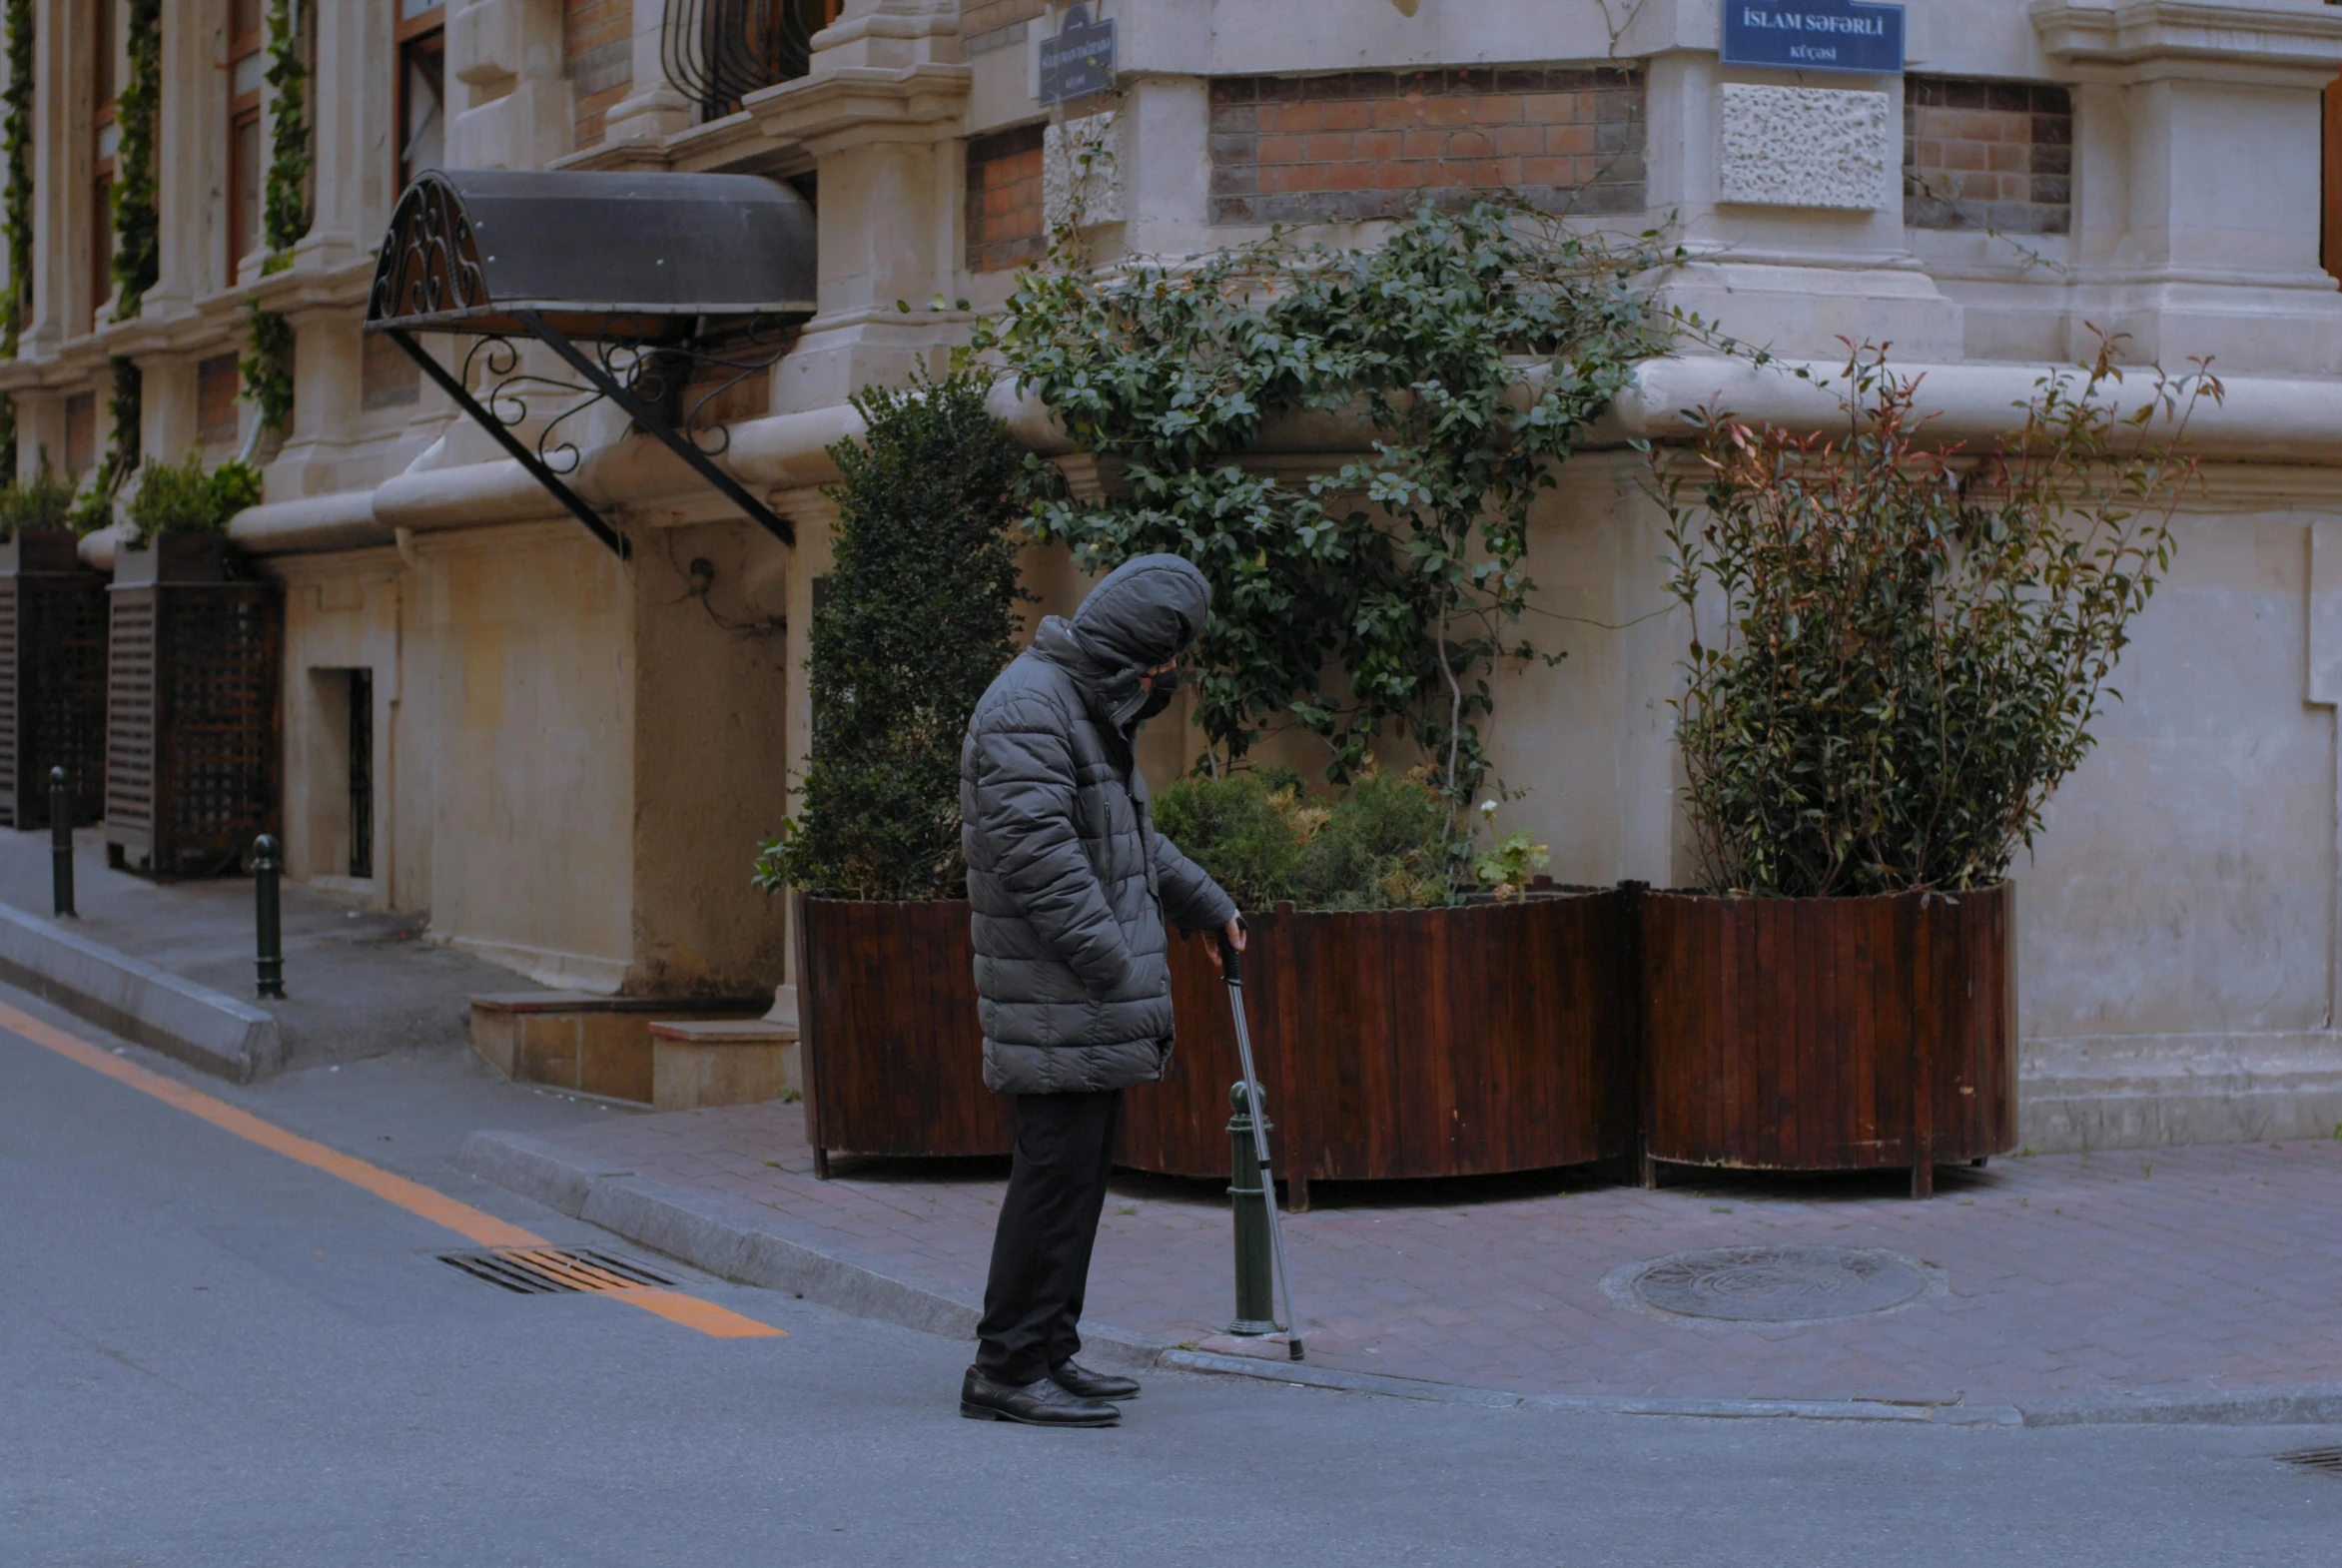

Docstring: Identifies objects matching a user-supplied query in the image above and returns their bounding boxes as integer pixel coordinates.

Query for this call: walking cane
[1217,926,1304,1361]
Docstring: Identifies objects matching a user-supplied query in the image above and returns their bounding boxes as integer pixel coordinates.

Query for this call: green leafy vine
[260,0,310,274]
[109,0,160,321]
[241,0,308,432]
[1,0,31,356]
[65,357,142,534]
[240,300,294,434]
[977,200,1678,812]
[1,0,34,477]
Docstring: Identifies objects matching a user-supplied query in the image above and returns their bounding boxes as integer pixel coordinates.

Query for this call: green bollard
[49,767,74,918]
[1225,1081,1280,1336]
[253,835,286,1000]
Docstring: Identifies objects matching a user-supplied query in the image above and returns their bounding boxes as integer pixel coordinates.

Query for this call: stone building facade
[3,0,2341,1150]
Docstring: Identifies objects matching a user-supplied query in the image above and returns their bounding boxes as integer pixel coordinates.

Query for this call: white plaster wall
[413,524,636,993]
[2015,497,2338,1040]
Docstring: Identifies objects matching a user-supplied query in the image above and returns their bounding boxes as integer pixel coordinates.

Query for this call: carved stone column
[447,0,571,171]
[24,0,75,355]
[299,0,395,268]
[602,0,695,144]
[2034,0,2342,373]
[757,0,971,411]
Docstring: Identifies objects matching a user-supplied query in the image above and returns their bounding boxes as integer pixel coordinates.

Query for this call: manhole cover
[1613,1245,1936,1325]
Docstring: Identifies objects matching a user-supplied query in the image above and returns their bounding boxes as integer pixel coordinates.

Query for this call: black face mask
[1136,666,1180,721]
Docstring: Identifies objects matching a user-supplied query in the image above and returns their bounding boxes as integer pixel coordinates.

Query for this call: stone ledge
[0,901,281,1082]
[2019,1029,2342,1151]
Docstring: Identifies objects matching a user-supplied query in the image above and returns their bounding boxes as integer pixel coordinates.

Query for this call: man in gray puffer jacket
[957,554,1240,1428]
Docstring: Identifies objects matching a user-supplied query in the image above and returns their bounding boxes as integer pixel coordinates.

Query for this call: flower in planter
[1657,337,2221,898]
[1474,828,1550,903]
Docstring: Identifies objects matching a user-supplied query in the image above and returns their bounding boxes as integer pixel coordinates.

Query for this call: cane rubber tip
[1288,1340,1304,1361]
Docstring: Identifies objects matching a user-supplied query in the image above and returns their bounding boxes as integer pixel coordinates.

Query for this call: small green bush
[0,459,75,538]
[122,451,262,547]
[1154,766,1454,912]
[751,368,1028,901]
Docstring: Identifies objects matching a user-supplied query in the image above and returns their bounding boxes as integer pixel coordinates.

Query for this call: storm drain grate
[438,1248,676,1295]
[2274,1447,2342,1477]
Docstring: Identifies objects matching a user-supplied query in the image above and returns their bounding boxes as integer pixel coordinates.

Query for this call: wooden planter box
[1638,883,2018,1196]
[104,535,283,877]
[796,889,1639,1198]
[1121,892,1638,1206]
[797,895,1009,1177]
[0,529,109,828]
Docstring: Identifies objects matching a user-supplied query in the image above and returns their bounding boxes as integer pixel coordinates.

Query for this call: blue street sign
[1722,1,1905,75]
[1039,5,1118,105]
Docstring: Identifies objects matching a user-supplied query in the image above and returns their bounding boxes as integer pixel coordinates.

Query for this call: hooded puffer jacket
[961,555,1237,1095]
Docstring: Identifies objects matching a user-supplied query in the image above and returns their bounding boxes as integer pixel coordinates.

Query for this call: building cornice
[2031,0,2342,82]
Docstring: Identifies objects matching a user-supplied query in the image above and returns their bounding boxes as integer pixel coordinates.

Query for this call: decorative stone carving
[1716,83,1893,210]
[1044,110,1123,230]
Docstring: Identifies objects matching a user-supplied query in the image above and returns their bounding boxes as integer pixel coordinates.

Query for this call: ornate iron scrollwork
[456,316,792,479]
[661,0,819,121]
[368,174,488,327]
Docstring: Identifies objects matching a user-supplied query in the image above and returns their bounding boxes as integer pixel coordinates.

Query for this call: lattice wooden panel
[106,591,158,849]
[106,582,281,876]
[0,555,110,829]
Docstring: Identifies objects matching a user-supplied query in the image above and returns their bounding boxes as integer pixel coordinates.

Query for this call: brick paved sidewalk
[465,1099,2342,1409]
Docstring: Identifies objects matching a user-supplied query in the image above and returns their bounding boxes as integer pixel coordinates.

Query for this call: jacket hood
[1034,554,1212,725]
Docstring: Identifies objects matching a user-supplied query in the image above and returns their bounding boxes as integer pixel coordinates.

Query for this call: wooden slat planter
[104,536,283,877]
[1121,892,1638,1206]
[797,895,1011,1177]
[796,889,1639,1197]
[1638,884,2018,1196]
[0,530,109,828]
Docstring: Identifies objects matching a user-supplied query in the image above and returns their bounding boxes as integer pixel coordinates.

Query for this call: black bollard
[49,766,74,918]
[253,834,285,1000]
[1225,1081,1280,1336]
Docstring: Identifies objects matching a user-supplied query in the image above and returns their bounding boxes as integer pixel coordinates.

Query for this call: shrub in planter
[0,459,106,828]
[104,450,279,876]
[122,450,262,549]
[1644,341,2222,1191]
[753,370,1028,1169]
[972,203,1674,1187]
[1123,764,1631,1197]
[1151,765,1452,913]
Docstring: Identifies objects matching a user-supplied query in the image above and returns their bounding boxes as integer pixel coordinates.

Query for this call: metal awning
[365,169,818,556]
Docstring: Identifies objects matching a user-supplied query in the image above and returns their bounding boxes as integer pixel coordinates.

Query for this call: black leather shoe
[961,1366,1120,1427]
[1050,1360,1141,1400]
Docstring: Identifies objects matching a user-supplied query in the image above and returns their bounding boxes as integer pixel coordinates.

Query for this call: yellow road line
[0,998,783,1340]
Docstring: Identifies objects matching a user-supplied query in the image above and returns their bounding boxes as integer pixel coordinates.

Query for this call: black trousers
[975,1089,1124,1386]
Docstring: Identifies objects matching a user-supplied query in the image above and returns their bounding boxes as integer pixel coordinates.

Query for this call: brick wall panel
[1207,66,1644,226]
[1906,78,2071,236]
[566,0,634,152]
[966,123,1047,274]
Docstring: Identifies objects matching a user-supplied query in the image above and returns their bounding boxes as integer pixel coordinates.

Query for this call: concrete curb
[0,902,280,1082]
[1160,1351,2023,1425]
[450,1130,1170,1369]
[454,1127,2342,1429]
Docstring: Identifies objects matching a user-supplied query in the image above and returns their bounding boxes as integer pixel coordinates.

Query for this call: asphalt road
[3,980,2338,1567]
